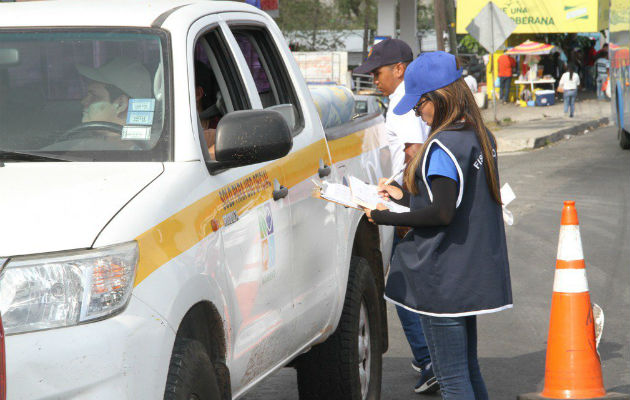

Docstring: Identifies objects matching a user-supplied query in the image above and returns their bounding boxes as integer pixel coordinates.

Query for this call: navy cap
[393,51,462,115]
[354,39,413,74]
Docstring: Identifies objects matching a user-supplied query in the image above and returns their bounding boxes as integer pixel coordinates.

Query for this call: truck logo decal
[222,211,239,226]
[218,171,271,210]
[258,203,276,280]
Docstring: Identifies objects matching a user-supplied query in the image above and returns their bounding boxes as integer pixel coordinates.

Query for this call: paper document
[347,176,384,210]
[500,183,516,225]
[316,177,410,213]
[319,182,359,209]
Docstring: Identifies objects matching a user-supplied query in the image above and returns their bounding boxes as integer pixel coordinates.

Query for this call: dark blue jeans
[395,306,431,367]
[499,77,511,102]
[419,315,488,400]
[392,234,431,367]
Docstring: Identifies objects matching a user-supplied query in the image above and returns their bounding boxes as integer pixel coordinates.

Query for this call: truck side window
[231,27,304,135]
[193,29,250,160]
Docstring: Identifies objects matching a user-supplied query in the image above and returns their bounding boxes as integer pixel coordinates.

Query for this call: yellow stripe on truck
[134,127,382,287]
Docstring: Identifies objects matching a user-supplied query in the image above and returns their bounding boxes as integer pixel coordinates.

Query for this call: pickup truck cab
[0,1,394,399]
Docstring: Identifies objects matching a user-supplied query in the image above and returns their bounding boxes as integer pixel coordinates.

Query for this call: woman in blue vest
[364,51,512,398]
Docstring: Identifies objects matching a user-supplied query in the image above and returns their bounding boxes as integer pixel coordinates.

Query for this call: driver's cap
[77,56,151,99]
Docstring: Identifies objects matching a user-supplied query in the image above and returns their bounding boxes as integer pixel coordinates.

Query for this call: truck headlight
[0,242,138,335]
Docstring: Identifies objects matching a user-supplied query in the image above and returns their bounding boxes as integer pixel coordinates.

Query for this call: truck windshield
[0,30,171,162]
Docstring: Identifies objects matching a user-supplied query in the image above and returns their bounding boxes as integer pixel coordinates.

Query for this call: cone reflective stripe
[518,202,629,400]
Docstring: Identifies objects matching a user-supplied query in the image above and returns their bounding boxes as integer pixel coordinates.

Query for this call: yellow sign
[457,0,609,34]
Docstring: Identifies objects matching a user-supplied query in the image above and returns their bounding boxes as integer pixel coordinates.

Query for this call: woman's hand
[377,179,403,201]
[363,203,388,224]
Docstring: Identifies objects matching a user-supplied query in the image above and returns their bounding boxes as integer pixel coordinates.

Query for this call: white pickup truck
[0,1,395,399]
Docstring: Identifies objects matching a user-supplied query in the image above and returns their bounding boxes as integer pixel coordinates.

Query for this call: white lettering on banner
[556,225,584,261]
[553,269,589,293]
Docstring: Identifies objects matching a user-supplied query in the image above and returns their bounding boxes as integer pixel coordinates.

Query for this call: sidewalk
[481,91,612,154]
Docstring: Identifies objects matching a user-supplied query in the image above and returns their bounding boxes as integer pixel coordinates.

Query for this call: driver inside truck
[194,60,221,160]
[77,56,152,128]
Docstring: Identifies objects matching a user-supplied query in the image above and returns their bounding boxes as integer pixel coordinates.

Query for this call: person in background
[558,64,580,117]
[354,38,435,394]
[364,51,512,399]
[551,52,565,84]
[463,69,478,94]
[497,53,515,104]
[583,41,597,91]
[594,43,608,61]
[595,54,609,100]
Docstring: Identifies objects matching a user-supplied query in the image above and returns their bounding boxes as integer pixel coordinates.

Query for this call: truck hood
[0,162,163,256]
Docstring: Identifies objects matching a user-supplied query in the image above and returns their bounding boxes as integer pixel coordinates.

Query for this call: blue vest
[385,127,513,317]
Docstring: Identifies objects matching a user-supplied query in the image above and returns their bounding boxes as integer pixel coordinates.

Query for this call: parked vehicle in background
[353,94,387,117]
[609,0,630,149]
[0,1,394,399]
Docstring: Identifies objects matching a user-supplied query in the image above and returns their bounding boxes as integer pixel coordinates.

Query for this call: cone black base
[518,392,630,400]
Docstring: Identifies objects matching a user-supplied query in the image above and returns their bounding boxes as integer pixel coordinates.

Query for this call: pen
[384,169,404,185]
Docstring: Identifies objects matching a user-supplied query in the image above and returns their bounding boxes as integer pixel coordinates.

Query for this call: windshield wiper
[0,150,88,163]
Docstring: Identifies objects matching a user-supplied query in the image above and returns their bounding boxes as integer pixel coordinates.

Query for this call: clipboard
[312,178,410,213]
[312,189,363,211]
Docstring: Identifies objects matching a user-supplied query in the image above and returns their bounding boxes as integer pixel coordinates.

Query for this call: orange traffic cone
[518,201,629,400]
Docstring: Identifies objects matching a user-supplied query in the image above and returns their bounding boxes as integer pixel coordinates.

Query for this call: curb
[532,117,610,149]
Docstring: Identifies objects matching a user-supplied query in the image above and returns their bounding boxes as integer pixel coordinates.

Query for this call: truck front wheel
[164,337,221,400]
[296,257,383,400]
[619,126,630,149]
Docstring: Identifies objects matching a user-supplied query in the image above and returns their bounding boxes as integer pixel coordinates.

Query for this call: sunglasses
[413,97,429,116]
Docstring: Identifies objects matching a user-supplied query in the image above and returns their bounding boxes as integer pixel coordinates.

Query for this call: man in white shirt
[355,39,429,185]
[354,39,436,394]
[463,69,478,94]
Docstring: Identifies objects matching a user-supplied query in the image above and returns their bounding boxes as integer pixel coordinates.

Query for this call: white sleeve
[575,74,580,86]
[387,110,427,144]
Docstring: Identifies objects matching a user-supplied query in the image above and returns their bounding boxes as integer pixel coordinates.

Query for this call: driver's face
[81,82,119,123]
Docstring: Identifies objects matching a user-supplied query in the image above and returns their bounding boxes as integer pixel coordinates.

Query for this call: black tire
[619,127,630,149]
[296,257,383,400]
[615,94,630,150]
[164,338,221,400]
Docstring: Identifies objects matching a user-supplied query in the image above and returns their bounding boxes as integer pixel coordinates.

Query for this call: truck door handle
[273,179,288,201]
[318,159,331,178]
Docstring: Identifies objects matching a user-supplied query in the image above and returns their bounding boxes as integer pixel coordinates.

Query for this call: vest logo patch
[472,149,497,170]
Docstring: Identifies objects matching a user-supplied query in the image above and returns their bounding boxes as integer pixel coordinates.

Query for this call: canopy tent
[506,40,555,55]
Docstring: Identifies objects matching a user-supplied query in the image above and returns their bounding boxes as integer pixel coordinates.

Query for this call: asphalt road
[242,125,630,399]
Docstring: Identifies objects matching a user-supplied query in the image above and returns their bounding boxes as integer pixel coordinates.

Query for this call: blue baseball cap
[393,51,463,115]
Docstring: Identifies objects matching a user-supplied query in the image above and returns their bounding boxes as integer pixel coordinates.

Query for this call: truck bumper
[5,295,175,400]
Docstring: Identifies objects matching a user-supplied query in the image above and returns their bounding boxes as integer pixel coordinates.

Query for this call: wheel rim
[358,300,371,399]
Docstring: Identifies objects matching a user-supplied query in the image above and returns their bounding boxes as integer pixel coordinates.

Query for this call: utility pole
[362,0,371,61]
[444,0,458,55]
[433,0,446,51]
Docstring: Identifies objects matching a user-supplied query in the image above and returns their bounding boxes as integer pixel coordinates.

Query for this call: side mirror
[209,109,292,171]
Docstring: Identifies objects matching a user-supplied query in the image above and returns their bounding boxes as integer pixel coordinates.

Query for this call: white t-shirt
[559,71,580,91]
[386,82,430,184]
[464,75,478,93]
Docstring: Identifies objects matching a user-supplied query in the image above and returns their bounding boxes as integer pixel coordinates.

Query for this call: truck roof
[0,0,261,29]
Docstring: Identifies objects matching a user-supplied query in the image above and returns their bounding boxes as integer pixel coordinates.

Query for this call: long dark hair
[568,63,575,80]
[404,76,502,205]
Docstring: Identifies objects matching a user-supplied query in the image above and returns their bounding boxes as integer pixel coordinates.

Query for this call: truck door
[225,19,339,343]
[187,19,295,391]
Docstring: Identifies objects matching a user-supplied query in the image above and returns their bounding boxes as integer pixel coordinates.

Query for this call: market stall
[506,40,558,105]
